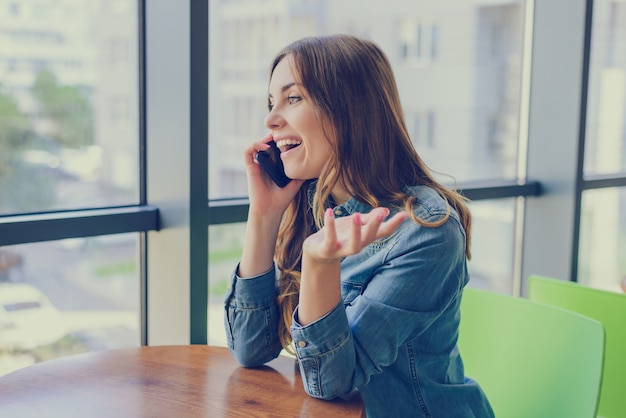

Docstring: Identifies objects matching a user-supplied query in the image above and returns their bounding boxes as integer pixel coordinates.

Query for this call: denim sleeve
[290,216,468,399]
[224,264,282,367]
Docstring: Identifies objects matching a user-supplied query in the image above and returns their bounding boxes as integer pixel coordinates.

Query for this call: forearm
[238,209,282,278]
[297,255,342,326]
[225,266,282,366]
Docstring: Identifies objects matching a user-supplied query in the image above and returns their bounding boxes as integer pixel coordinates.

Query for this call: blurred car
[0,283,66,350]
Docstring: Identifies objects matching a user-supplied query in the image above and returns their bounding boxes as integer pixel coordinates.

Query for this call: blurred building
[208,0,524,199]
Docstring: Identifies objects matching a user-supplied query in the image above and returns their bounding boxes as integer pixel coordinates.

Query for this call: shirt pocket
[341,281,363,306]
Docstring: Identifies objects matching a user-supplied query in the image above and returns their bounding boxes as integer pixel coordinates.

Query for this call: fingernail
[326,208,333,217]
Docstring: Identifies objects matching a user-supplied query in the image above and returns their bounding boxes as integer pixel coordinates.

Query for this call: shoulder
[404,185,460,224]
[386,186,466,258]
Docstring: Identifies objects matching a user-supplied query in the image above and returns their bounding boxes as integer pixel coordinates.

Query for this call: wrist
[302,252,341,274]
[302,238,343,266]
[246,209,283,231]
[299,254,341,326]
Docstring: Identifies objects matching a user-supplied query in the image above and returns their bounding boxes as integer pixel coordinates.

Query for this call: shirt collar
[306,181,374,218]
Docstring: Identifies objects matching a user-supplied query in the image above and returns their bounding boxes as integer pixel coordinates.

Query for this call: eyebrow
[268,82,297,99]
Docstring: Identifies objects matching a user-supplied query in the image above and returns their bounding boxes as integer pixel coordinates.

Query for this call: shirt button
[334,209,343,216]
[297,340,307,348]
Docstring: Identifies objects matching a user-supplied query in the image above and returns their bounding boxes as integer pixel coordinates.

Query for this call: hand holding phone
[255,141,292,187]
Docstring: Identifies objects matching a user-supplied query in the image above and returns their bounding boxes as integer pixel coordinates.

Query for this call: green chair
[458,287,605,418]
[529,275,626,418]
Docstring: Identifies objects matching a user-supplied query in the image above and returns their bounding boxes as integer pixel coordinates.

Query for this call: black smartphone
[255,141,292,187]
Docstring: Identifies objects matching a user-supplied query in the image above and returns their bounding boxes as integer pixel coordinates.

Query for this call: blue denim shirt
[224,185,494,417]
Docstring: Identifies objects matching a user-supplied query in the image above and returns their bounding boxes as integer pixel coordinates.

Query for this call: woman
[224,34,494,417]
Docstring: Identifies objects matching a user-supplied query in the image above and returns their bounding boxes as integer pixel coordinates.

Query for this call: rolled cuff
[291,302,351,357]
[226,263,276,308]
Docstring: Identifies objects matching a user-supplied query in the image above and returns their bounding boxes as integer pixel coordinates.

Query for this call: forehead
[269,56,299,93]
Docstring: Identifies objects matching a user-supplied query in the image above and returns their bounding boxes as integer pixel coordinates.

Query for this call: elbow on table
[231,351,265,368]
[229,345,278,368]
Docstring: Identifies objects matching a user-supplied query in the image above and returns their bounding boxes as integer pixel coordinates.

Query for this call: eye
[287,95,302,105]
[267,101,274,112]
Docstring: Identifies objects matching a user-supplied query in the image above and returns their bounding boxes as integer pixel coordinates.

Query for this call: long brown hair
[271,34,472,352]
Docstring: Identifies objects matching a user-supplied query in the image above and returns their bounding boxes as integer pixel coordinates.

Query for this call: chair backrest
[528,275,626,418]
[458,287,604,418]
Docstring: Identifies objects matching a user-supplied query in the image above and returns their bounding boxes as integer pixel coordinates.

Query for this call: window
[0,1,139,214]
[579,188,626,292]
[399,19,439,64]
[584,1,626,176]
[578,0,626,291]
[0,235,141,376]
[0,0,141,376]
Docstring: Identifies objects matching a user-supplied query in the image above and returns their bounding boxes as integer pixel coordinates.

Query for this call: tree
[31,69,94,148]
[0,87,29,180]
[0,86,56,214]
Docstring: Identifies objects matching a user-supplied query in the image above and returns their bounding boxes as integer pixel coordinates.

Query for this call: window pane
[467,198,518,294]
[208,0,527,199]
[0,234,140,376]
[584,0,626,176]
[208,223,246,347]
[578,187,626,292]
[0,1,139,215]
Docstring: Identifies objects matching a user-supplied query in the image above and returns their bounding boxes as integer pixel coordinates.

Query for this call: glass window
[0,1,139,215]
[208,0,528,201]
[0,234,141,376]
[578,0,626,292]
[467,199,518,295]
[208,223,246,347]
[399,18,438,64]
[584,0,626,176]
[578,187,626,292]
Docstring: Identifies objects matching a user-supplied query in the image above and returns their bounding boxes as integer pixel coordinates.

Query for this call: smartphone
[255,141,292,187]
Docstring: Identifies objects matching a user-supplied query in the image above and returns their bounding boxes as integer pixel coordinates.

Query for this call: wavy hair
[270,34,472,352]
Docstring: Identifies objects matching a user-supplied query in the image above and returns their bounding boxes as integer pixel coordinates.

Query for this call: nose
[265,107,286,130]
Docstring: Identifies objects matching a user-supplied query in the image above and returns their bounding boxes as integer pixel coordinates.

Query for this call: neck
[330,186,351,206]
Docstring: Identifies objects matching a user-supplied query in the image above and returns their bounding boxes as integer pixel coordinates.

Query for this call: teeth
[276,139,302,149]
[276,139,302,153]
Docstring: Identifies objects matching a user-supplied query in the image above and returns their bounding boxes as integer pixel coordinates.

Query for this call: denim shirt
[224,185,494,418]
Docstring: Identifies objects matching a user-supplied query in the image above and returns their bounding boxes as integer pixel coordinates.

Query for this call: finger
[375,211,409,239]
[243,142,270,166]
[245,135,273,153]
[360,208,389,243]
[261,131,274,144]
[360,207,390,224]
[350,212,362,253]
[323,208,338,249]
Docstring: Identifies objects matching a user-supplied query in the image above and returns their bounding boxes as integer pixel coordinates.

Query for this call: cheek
[312,143,333,171]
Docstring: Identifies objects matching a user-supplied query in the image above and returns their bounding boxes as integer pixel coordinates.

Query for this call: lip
[273,135,303,155]
[279,144,301,159]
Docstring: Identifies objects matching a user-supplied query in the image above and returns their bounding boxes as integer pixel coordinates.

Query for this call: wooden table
[0,345,363,417]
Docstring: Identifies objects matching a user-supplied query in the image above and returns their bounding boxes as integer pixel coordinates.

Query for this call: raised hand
[303,207,409,263]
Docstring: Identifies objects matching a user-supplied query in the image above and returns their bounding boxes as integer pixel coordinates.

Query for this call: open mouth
[276,139,302,153]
